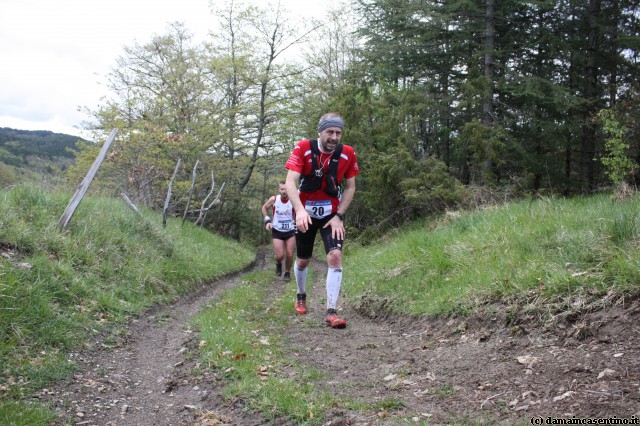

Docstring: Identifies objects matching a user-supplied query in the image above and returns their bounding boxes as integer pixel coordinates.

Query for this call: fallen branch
[121,193,142,217]
[480,392,505,409]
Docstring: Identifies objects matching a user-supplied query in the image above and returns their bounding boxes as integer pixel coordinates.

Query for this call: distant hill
[0,127,86,185]
[0,127,83,161]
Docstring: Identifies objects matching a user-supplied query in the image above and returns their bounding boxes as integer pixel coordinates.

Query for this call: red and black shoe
[295,293,307,315]
[325,309,346,328]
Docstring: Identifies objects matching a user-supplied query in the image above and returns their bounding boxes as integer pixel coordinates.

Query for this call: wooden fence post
[58,129,118,231]
[182,160,199,225]
[163,159,181,228]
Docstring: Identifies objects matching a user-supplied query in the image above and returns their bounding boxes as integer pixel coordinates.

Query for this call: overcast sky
[0,0,334,138]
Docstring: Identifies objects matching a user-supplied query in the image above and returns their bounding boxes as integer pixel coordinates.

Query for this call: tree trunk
[580,0,601,193]
[482,0,496,185]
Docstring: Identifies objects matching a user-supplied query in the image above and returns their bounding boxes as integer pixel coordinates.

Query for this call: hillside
[0,127,84,185]
[1,186,639,424]
[0,184,256,424]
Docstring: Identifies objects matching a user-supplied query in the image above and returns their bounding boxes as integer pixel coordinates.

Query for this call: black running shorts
[272,229,295,241]
[295,214,343,259]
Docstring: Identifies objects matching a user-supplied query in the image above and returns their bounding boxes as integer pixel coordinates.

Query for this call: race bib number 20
[305,199,332,219]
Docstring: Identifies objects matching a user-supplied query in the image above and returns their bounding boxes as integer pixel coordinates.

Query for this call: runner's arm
[261,196,275,230]
[324,176,356,240]
[337,176,356,216]
[285,169,312,232]
[261,196,275,217]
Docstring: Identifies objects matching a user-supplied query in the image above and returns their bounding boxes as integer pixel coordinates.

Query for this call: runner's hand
[324,215,345,240]
[265,223,272,230]
[296,209,312,232]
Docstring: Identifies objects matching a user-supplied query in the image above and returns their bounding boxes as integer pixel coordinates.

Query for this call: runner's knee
[326,249,342,268]
[296,258,310,269]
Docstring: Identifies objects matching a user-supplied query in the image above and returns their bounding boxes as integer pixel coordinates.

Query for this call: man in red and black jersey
[285,112,359,328]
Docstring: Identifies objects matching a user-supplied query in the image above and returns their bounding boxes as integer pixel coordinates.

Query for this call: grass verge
[0,184,255,424]
[4,185,639,424]
[345,193,640,318]
[192,269,344,425]
[190,193,640,423]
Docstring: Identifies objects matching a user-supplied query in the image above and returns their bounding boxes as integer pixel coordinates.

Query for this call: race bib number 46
[305,199,332,219]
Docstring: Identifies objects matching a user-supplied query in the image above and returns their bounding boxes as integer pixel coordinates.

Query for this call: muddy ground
[38,249,640,425]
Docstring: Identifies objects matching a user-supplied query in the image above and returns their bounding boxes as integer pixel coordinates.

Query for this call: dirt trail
[39,249,640,425]
[40,253,270,426]
[290,258,640,423]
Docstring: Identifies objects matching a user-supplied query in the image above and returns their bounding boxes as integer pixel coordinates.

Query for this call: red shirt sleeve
[342,146,360,180]
[285,140,308,173]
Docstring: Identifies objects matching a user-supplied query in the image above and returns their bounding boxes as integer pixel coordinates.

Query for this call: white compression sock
[294,263,308,294]
[326,267,343,310]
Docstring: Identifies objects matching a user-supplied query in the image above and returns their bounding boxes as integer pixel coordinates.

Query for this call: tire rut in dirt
[40,250,272,426]
[279,259,640,424]
[36,248,640,424]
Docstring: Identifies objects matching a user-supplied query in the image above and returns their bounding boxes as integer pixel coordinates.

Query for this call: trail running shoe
[283,272,291,281]
[295,293,307,315]
[325,309,346,328]
[276,262,282,276]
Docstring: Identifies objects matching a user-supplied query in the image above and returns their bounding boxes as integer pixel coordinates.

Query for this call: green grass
[344,193,640,317]
[0,400,56,426]
[193,265,523,424]
[193,270,340,425]
[0,184,255,424]
[3,184,640,424]
[188,192,640,424]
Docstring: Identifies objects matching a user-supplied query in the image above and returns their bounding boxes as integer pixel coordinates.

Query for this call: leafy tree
[71,2,321,241]
[200,1,314,238]
[67,0,640,241]
[72,23,211,208]
[597,108,636,185]
[354,0,640,195]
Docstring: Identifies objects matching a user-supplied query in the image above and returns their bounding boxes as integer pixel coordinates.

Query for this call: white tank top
[272,196,294,232]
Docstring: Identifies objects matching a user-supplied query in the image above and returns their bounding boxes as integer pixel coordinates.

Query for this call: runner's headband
[317,117,344,133]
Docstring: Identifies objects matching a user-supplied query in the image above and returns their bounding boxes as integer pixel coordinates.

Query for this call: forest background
[5,0,639,243]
